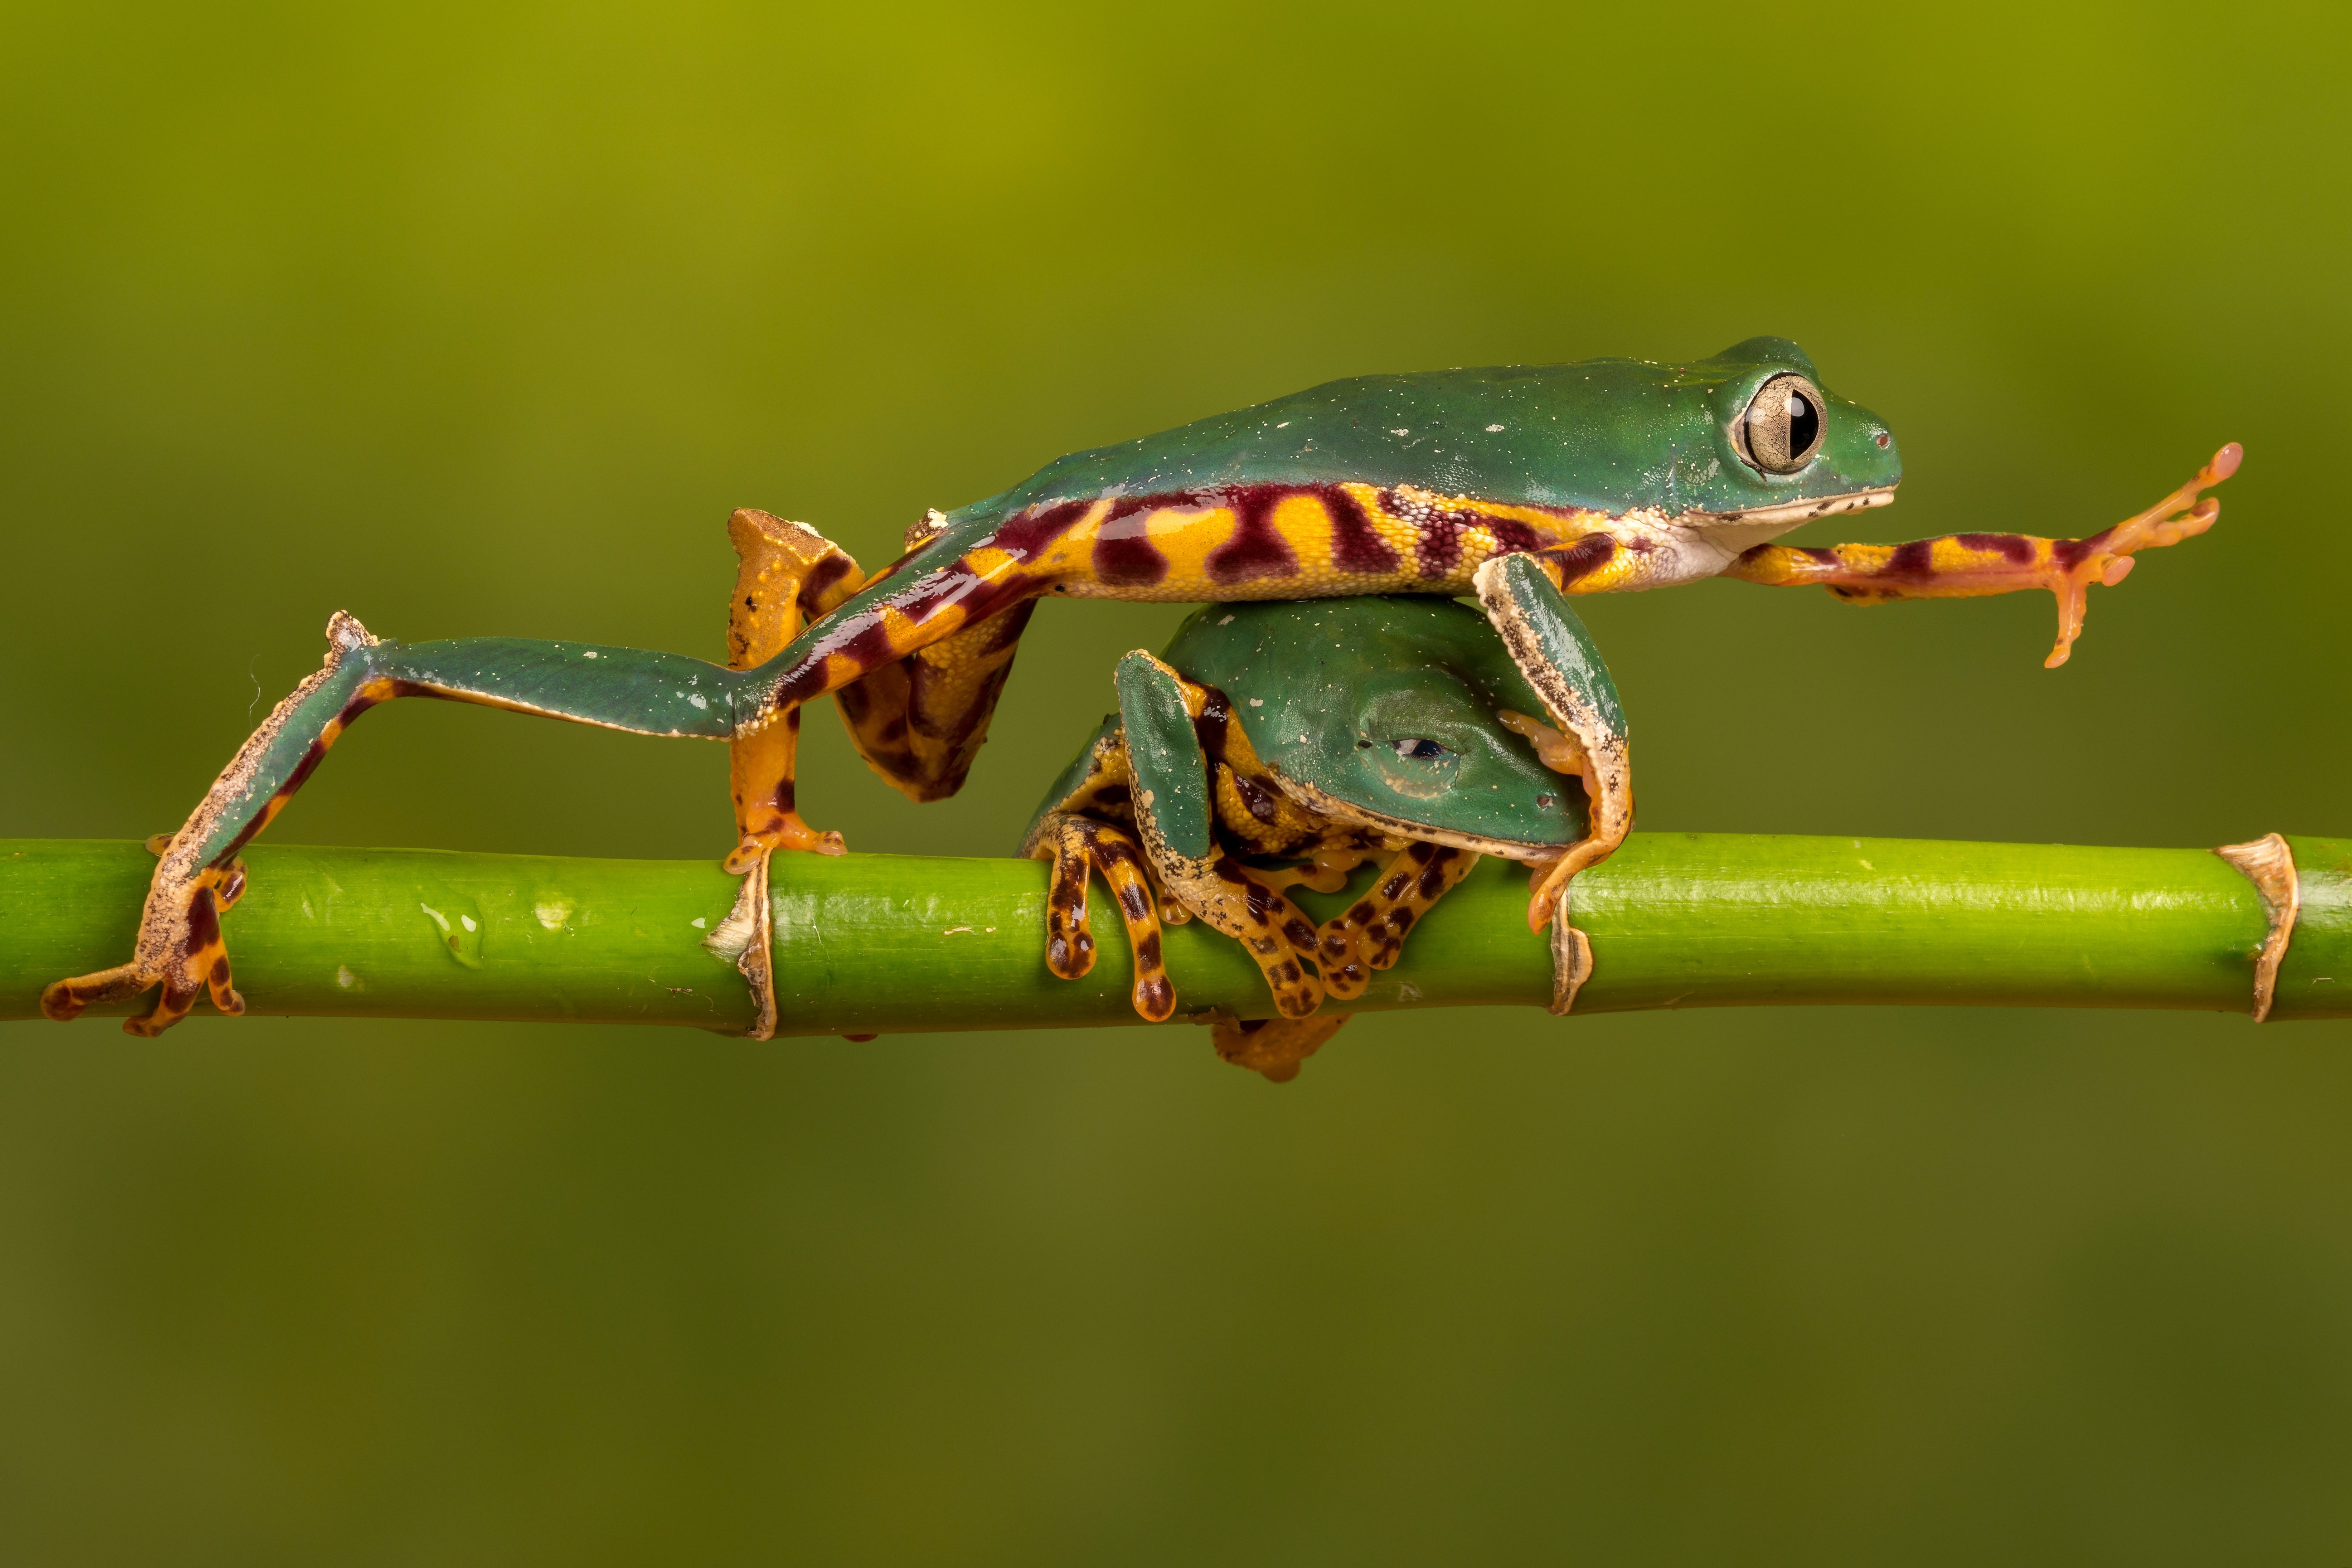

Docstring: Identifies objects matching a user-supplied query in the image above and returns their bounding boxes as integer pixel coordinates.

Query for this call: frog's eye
[1391,738,1451,760]
[1739,374,1827,475]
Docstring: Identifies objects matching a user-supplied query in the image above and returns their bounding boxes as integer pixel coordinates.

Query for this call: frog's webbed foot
[43,853,248,1035]
[1023,811,1177,1022]
[1210,1014,1349,1083]
[1723,444,2240,668]
[1316,842,1479,1001]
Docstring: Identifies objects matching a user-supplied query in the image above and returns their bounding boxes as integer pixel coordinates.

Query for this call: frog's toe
[1211,1014,1348,1083]
[40,962,154,1022]
[723,815,845,874]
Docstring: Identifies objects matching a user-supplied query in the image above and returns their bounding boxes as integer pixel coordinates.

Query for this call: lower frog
[1024,566,1618,1082]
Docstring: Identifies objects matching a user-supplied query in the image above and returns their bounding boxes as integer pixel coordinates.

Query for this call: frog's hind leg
[1720,444,2239,668]
[48,613,748,1035]
[1023,811,1177,1022]
[1315,842,1481,1001]
[715,509,877,1039]
[722,509,870,872]
[1472,552,1632,1008]
[832,599,1042,804]
[1210,1014,1349,1083]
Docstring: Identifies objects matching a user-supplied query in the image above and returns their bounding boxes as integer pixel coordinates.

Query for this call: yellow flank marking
[1268,492,1340,586]
[1012,500,1115,578]
[1145,505,1240,594]
[956,544,1026,582]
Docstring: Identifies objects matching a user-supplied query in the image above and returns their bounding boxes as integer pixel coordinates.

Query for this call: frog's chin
[1689,485,1897,551]
[1265,767,1569,864]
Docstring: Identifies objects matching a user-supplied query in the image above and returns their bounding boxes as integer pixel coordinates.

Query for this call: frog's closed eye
[1740,373,1826,475]
[1391,738,1451,760]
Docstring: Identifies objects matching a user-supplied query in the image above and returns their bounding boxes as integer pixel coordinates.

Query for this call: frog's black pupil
[1787,389,1819,456]
[1392,738,1447,759]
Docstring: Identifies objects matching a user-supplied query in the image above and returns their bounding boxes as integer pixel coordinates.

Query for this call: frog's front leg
[45,615,746,1035]
[1722,444,2239,667]
[1471,552,1633,1007]
[1114,651,1325,1020]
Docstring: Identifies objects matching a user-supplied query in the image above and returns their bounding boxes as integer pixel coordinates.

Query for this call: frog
[1022,586,1617,1081]
[44,336,2237,1039]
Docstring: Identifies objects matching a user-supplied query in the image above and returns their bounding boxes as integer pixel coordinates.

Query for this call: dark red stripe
[1092,495,1172,587]
[1206,488,1300,585]
[1325,486,1402,576]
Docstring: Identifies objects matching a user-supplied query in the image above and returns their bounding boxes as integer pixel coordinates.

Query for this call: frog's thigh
[1211,1015,1349,1083]
[835,601,1041,805]
[1114,650,1324,1020]
[1317,842,1480,1001]
[1473,553,1634,931]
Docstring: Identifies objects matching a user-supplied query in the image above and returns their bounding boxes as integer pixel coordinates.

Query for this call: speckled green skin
[1027,596,1605,854]
[946,335,1896,530]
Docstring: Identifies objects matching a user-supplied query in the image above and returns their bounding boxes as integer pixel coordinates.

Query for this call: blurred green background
[5,0,2352,1560]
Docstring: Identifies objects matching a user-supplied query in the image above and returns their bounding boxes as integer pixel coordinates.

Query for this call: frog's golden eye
[1739,374,1827,475]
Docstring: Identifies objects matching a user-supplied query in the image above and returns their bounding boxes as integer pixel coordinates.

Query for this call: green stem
[4,835,2347,1034]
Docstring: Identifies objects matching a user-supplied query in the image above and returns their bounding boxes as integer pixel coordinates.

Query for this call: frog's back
[969,359,1679,520]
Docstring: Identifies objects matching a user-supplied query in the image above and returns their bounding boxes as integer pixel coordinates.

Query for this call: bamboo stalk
[4,835,2348,1034]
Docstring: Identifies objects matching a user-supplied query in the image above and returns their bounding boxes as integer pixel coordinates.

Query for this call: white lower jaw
[1663,486,1894,558]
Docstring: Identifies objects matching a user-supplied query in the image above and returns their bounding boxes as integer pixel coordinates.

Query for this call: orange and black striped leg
[1722,444,2240,668]
[834,601,1041,805]
[1028,811,1176,1021]
[1315,842,1480,1001]
[717,509,870,1040]
[1181,858,1326,1019]
[1209,1015,1350,1083]
[722,508,868,876]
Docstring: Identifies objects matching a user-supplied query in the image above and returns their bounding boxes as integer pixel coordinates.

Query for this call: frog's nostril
[1537,794,1557,808]
[1875,431,1891,449]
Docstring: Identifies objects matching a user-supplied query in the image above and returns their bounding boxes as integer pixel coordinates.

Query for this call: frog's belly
[1025,481,1739,602]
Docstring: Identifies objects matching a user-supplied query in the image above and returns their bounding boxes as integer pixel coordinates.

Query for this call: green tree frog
[1023,586,1618,1080]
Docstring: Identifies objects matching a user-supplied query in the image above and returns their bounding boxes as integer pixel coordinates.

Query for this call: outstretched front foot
[2033,443,2240,667]
[43,852,248,1035]
[1724,444,2242,668]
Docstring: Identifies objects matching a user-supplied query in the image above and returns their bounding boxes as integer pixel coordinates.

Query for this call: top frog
[45,338,2237,1037]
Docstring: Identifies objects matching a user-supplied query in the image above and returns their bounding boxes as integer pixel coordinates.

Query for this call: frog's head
[1166,597,1589,859]
[1663,335,1902,532]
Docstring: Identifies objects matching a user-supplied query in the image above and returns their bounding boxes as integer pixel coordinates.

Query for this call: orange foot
[2042,442,2240,667]
[44,849,248,1036]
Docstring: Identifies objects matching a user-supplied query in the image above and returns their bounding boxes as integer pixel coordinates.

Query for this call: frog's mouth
[1699,485,1897,530]
[1264,767,1571,864]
